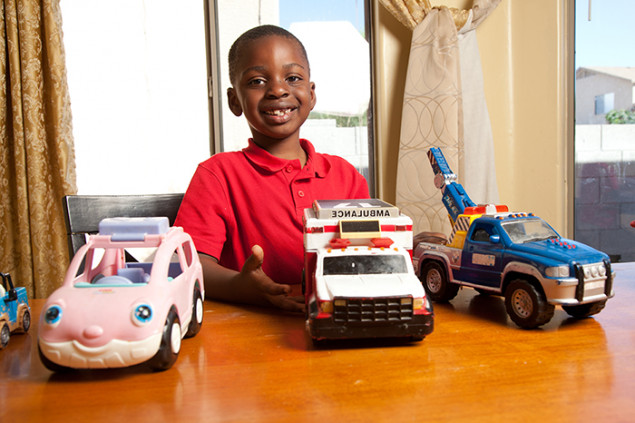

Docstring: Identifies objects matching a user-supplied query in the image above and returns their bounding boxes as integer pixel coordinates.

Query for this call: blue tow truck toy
[413,148,615,329]
[1,272,31,349]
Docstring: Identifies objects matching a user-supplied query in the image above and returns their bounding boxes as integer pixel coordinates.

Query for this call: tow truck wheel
[421,261,459,302]
[504,279,554,329]
[562,300,607,319]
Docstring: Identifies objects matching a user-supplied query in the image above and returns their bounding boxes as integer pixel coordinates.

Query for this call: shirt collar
[243,138,330,178]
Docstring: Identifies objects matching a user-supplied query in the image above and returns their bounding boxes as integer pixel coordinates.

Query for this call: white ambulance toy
[303,199,434,342]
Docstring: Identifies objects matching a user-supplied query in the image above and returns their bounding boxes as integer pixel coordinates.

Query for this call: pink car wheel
[148,307,181,371]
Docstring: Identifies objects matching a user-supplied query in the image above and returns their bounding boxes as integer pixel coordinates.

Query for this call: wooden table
[2,263,634,422]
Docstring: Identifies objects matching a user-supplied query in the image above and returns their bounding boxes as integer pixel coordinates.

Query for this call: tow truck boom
[427,147,476,224]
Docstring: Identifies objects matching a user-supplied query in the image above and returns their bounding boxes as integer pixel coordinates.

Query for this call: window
[61,1,210,195]
[574,0,635,262]
[323,255,407,275]
[62,1,375,195]
[471,226,493,243]
[207,0,375,193]
[501,219,558,245]
[594,92,614,115]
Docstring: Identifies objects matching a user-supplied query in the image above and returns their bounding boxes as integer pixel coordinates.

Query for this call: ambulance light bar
[339,220,381,239]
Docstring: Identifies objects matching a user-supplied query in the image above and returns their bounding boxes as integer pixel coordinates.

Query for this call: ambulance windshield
[323,255,407,275]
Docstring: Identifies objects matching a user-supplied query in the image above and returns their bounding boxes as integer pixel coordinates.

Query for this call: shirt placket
[282,162,314,217]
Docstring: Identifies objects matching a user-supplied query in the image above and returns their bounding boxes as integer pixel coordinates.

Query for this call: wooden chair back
[62,193,184,257]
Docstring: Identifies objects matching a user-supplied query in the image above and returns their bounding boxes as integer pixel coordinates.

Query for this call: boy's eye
[247,78,266,86]
[287,75,302,83]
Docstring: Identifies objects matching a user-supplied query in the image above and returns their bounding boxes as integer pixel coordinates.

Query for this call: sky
[279,0,366,34]
[575,0,635,68]
[279,0,634,70]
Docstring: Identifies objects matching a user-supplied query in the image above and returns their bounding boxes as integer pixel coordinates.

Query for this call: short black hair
[228,24,310,84]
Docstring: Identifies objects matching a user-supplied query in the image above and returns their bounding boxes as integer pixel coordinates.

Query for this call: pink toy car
[38,217,204,371]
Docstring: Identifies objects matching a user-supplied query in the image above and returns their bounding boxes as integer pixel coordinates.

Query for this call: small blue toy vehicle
[1,272,31,349]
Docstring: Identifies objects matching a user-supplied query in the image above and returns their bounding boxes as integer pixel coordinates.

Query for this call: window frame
[203,0,376,196]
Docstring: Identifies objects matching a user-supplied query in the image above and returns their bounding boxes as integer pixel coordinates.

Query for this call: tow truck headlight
[583,263,605,279]
[546,265,569,278]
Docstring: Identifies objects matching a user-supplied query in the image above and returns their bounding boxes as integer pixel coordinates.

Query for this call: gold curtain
[1,0,77,298]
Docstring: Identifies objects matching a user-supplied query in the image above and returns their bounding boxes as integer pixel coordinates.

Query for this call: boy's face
[227,35,316,148]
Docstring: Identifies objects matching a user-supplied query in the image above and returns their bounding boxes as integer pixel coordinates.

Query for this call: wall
[576,124,635,262]
[373,0,573,236]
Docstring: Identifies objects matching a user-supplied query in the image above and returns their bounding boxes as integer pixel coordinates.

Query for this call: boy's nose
[266,80,289,98]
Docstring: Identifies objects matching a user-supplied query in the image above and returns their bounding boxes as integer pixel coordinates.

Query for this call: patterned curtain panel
[379,0,500,235]
[0,0,77,298]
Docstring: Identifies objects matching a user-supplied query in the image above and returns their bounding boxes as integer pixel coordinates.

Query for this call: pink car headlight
[131,303,153,326]
[44,305,63,327]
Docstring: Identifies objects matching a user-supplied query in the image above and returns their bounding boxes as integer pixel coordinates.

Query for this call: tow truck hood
[509,238,609,264]
[321,274,424,298]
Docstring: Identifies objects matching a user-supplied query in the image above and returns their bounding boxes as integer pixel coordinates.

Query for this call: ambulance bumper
[307,314,434,341]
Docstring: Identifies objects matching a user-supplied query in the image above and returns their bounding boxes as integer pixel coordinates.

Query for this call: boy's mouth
[263,107,294,117]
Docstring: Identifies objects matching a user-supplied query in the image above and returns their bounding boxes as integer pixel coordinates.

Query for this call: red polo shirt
[175,139,369,285]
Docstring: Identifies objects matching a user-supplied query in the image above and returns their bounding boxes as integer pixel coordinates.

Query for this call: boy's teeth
[267,109,290,116]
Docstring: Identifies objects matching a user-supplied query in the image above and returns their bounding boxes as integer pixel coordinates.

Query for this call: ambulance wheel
[421,261,458,302]
[504,279,554,329]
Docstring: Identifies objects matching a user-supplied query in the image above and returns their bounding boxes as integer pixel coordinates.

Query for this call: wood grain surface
[2,263,634,422]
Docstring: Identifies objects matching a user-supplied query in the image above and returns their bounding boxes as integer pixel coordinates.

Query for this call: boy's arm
[198,245,305,313]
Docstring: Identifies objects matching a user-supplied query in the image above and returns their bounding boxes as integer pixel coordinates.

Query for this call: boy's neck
[253,137,308,167]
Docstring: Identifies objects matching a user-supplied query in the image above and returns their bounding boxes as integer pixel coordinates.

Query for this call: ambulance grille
[333,297,413,323]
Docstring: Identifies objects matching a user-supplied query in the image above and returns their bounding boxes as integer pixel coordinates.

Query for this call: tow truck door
[458,221,504,288]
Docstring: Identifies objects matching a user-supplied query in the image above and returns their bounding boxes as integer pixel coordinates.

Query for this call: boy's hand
[241,245,305,313]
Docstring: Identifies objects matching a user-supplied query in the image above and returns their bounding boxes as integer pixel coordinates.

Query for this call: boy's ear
[309,81,317,111]
[227,87,243,117]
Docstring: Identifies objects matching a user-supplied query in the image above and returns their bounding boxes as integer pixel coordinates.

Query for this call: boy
[175,25,369,312]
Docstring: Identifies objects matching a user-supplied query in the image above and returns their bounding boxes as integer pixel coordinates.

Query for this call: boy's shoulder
[199,150,245,170]
[312,149,358,172]
[302,139,355,169]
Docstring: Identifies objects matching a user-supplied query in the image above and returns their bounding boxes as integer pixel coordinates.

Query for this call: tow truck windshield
[501,218,559,244]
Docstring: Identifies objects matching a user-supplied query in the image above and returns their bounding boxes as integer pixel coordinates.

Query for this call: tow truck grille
[333,297,413,323]
[574,260,613,301]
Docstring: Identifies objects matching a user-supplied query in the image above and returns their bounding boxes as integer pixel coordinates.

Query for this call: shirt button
[286,165,293,173]
[298,190,305,197]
